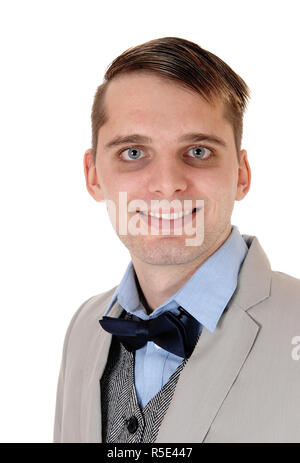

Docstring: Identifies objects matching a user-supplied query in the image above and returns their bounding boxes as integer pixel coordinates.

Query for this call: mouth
[135,207,201,232]
[137,207,200,220]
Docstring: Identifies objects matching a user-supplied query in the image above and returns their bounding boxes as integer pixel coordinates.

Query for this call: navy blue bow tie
[99,307,200,359]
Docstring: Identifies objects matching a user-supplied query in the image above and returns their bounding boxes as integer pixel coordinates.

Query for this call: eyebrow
[104,132,227,150]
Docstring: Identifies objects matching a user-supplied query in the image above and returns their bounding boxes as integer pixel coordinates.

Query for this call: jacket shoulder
[68,285,117,331]
[271,270,300,300]
[61,286,117,356]
[248,269,300,328]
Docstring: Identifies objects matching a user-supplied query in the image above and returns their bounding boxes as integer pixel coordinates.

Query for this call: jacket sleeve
[53,296,96,443]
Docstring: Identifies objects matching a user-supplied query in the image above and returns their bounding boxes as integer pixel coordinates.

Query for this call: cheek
[114,174,145,202]
[193,168,234,201]
[99,163,144,201]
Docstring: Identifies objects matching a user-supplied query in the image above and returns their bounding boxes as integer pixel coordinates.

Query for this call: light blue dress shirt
[103,225,248,408]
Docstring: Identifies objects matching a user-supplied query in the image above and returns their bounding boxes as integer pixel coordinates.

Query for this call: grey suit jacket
[53,234,300,443]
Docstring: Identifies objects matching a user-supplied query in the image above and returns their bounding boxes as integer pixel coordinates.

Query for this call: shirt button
[126,415,139,434]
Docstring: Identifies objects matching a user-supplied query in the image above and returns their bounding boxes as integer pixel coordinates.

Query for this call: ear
[83,149,105,202]
[235,149,251,201]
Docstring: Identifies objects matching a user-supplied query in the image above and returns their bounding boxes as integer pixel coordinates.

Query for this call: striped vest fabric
[100,335,188,443]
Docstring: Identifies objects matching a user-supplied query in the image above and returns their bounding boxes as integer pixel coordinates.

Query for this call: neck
[131,226,232,313]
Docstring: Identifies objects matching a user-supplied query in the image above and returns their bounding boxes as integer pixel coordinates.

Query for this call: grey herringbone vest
[100,335,188,443]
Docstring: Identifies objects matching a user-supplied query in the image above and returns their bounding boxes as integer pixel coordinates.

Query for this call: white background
[0,0,299,443]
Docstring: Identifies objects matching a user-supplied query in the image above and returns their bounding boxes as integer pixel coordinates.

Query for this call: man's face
[84,72,250,266]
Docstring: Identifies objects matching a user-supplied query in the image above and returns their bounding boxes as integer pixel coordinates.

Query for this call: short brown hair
[91,37,250,164]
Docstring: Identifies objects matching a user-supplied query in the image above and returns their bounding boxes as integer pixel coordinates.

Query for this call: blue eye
[187,146,212,159]
[121,147,145,161]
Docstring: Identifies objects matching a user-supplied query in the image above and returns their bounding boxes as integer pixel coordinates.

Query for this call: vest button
[126,415,138,434]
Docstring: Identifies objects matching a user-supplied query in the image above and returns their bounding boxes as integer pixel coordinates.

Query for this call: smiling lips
[137,207,200,224]
[137,207,200,220]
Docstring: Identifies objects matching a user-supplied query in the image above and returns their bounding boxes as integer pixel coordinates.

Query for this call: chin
[124,238,207,266]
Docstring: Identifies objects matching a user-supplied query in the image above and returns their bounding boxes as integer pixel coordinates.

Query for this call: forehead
[100,72,233,141]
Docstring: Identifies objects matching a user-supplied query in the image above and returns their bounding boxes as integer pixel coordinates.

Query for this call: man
[53,37,300,443]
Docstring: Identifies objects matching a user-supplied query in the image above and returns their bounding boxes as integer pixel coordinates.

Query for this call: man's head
[84,37,251,267]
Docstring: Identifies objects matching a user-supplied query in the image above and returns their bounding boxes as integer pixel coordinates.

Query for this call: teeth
[139,209,197,219]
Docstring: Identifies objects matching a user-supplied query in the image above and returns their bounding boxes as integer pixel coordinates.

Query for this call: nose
[146,157,188,197]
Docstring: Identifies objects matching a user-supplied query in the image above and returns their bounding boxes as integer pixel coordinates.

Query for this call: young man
[53,37,300,443]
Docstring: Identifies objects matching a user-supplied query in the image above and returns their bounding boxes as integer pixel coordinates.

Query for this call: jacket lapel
[156,235,272,443]
[80,299,122,442]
